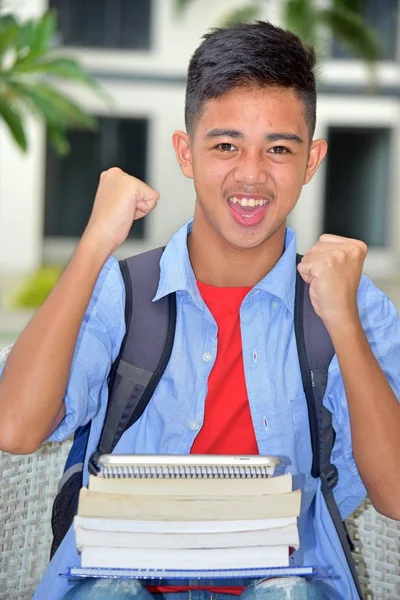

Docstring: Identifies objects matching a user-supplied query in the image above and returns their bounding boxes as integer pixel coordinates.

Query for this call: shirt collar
[154,220,297,314]
[253,227,297,313]
[153,220,199,303]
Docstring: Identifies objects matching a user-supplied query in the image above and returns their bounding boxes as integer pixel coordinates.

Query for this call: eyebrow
[204,129,304,144]
[204,128,244,139]
[266,132,304,144]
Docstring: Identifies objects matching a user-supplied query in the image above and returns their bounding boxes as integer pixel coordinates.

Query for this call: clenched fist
[84,168,159,254]
[297,234,368,331]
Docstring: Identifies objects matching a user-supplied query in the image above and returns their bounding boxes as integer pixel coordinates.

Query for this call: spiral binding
[99,464,271,479]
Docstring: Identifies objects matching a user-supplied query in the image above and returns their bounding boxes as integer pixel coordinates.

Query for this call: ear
[172,130,193,179]
[304,138,328,185]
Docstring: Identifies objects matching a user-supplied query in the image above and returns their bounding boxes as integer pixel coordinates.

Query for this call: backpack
[50,248,363,599]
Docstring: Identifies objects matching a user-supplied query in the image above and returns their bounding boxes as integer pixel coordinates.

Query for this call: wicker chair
[0,347,399,599]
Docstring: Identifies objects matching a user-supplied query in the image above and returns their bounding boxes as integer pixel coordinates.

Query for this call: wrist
[324,313,364,346]
[80,225,117,261]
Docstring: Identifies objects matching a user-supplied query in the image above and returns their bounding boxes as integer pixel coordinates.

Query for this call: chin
[225,234,268,251]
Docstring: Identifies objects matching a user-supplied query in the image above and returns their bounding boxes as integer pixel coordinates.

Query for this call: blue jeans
[62,578,330,600]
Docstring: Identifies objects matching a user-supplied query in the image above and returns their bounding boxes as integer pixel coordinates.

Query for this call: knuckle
[358,240,368,254]
[101,166,122,178]
[332,248,345,260]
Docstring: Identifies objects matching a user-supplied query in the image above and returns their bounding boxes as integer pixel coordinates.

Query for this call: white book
[81,545,290,570]
[75,519,299,551]
[74,515,297,534]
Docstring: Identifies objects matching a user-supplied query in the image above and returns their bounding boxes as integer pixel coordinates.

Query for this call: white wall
[0,0,47,273]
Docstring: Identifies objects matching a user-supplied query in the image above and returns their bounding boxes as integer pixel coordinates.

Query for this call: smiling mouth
[227,195,270,226]
[229,196,269,208]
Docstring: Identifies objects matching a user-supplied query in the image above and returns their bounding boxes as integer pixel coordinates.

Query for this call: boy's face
[173,86,327,252]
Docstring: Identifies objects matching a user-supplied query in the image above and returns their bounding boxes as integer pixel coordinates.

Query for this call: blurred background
[1,0,400,346]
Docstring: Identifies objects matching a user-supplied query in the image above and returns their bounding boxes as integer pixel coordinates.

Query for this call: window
[331,0,399,61]
[50,0,152,50]
[323,127,391,247]
[45,117,148,240]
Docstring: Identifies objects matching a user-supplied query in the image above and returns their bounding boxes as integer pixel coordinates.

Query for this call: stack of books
[73,455,302,573]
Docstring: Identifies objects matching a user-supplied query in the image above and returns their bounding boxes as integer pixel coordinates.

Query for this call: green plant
[176,0,381,64]
[11,265,63,309]
[0,9,106,155]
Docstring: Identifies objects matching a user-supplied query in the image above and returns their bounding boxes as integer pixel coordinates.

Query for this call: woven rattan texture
[0,441,72,599]
[0,441,399,599]
[347,501,400,599]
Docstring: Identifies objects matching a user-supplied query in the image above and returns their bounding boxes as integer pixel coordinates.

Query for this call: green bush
[11,265,63,309]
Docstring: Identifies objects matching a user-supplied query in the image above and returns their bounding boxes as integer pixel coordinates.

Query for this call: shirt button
[189,420,200,431]
[202,352,212,362]
[272,301,279,309]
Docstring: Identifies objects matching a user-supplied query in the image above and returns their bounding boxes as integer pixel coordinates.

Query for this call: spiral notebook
[94,453,281,479]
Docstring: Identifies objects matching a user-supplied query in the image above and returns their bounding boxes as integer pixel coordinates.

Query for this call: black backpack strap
[88,247,177,474]
[294,254,363,599]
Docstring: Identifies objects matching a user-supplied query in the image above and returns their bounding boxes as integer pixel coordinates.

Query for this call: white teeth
[229,197,267,207]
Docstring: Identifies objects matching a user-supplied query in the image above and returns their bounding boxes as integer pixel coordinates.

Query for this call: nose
[232,149,268,186]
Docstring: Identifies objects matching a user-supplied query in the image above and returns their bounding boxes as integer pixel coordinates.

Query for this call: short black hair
[185,21,317,139]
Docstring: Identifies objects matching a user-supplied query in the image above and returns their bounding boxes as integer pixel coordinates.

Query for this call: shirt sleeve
[48,256,126,442]
[0,345,12,370]
[323,275,400,518]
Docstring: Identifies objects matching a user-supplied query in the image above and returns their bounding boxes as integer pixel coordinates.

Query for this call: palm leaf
[0,15,19,63]
[47,124,70,155]
[219,4,261,27]
[0,14,18,32]
[174,0,197,15]
[29,83,97,128]
[15,11,56,66]
[0,93,27,150]
[318,4,381,63]
[10,56,111,104]
[12,57,98,85]
[283,0,317,46]
[0,10,105,154]
[6,80,69,127]
[7,81,97,130]
[332,0,361,11]
[14,19,36,55]
[33,10,56,54]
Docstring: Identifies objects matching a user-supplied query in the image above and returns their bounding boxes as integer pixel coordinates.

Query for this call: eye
[269,146,290,155]
[216,143,236,152]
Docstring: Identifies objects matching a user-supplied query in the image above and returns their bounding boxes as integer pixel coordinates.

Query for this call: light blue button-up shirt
[13,221,399,599]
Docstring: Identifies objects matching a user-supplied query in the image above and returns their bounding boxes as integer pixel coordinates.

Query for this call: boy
[1,21,399,600]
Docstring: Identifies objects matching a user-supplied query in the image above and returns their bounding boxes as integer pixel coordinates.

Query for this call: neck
[188,221,286,288]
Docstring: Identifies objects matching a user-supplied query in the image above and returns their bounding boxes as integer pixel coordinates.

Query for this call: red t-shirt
[149,281,258,595]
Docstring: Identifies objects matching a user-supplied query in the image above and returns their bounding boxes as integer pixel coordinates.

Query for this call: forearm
[329,319,400,519]
[0,233,110,454]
